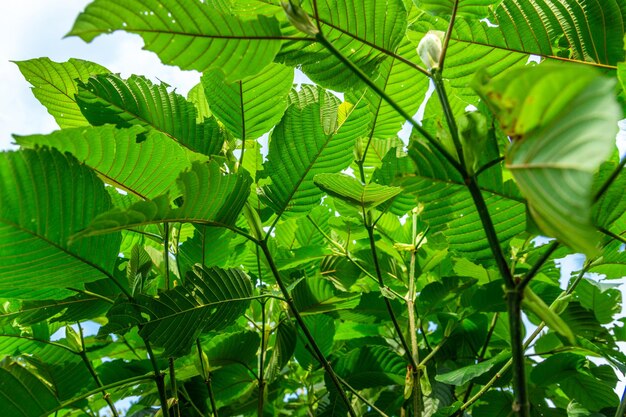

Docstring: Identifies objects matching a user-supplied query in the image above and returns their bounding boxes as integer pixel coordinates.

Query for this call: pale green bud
[417,31,444,71]
[281,0,319,36]
[65,325,82,352]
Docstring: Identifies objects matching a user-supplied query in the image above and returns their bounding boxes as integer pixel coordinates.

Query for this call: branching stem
[406,210,424,416]
[47,374,154,416]
[143,339,169,417]
[439,0,460,71]
[77,322,119,417]
[258,240,357,417]
[169,357,180,417]
[196,339,218,417]
[315,34,463,173]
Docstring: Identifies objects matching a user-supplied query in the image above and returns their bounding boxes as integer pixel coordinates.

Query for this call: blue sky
[0,0,200,150]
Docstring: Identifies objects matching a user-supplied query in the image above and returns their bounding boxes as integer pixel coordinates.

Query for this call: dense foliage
[2,1,626,416]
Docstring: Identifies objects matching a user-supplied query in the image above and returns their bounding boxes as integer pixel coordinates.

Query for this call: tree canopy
[2,1,626,417]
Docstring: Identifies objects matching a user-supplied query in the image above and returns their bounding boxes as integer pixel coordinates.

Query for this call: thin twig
[164,222,170,290]
[594,154,626,203]
[518,241,559,291]
[143,339,169,417]
[475,156,505,178]
[338,375,390,417]
[169,357,180,417]
[258,240,358,417]
[315,34,463,173]
[77,322,119,417]
[406,210,425,416]
[466,178,514,287]
[258,299,267,417]
[461,313,500,404]
[366,220,417,371]
[196,339,218,417]
[438,0,460,71]
[46,374,154,415]
[614,384,626,417]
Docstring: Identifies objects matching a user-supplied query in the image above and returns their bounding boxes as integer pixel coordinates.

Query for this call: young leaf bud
[417,31,444,71]
[65,325,83,352]
[281,0,319,36]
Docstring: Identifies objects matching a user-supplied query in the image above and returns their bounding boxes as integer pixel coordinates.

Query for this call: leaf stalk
[258,240,358,417]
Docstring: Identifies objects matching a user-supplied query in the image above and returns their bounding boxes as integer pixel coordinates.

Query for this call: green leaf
[314,173,402,209]
[333,345,405,388]
[472,391,514,417]
[593,157,626,228]
[265,318,297,383]
[292,276,361,314]
[415,0,503,17]
[76,73,225,157]
[73,160,251,239]
[294,314,335,369]
[0,149,121,300]
[574,279,621,324]
[362,39,429,139]
[425,1,626,66]
[435,351,508,385]
[397,139,526,261]
[262,88,370,218]
[15,125,207,199]
[201,63,294,140]
[187,82,211,122]
[567,401,606,417]
[279,0,407,90]
[204,331,260,369]
[560,373,619,411]
[68,0,283,81]
[0,362,61,417]
[139,266,253,357]
[20,344,93,401]
[14,58,109,129]
[476,64,620,256]
[522,287,575,344]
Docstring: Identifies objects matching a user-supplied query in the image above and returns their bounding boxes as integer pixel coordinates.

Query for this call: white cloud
[0,1,199,150]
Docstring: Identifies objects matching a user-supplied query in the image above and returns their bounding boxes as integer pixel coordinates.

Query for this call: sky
[2,0,625,406]
[0,0,200,149]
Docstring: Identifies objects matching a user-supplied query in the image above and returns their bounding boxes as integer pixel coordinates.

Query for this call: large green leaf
[0,362,61,417]
[294,314,336,369]
[409,17,528,115]
[333,345,405,389]
[76,73,225,156]
[203,330,259,367]
[279,0,407,90]
[68,0,283,81]
[262,87,370,219]
[20,344,94,402]
[0,279,117,326]
[314,173,402,209]
[0,148,120,300]
[476,64,620,255]
[201,63,293,140]
[435,351,508,385]
[15,125,207,199]
[423,0,626,66]
[138,266,253,357]
[415,0,503,17]
[396,139,526,261]
[73,160,252,239]
[410,1,626,114]
[14,58,109,129]
[361,39,430,139]
[292,276,361,314]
